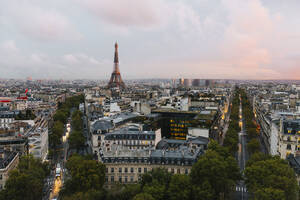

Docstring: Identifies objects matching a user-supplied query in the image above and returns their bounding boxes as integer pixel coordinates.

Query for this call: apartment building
[278,119,300,159]
[0,150,19,190]
[0,112,14,129]
[102,137,208,185]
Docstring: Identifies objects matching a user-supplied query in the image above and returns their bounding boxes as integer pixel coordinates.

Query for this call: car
[55,163,61,178]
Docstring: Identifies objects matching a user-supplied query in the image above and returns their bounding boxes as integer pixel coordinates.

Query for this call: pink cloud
[77,0,167,28]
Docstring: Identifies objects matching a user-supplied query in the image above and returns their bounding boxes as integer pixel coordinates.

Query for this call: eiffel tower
[107,42,125,89]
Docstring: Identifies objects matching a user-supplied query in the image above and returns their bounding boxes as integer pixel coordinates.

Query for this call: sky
[0,0,300,80]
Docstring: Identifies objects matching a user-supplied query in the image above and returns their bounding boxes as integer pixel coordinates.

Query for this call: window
[144,168,147,173]
[125,176,128,183]
[119,168,122,173]
[111,176,114,182]
[111,168,114,173]
[171,168,174,174]
[138,168,142,173]
[106,168,108,173]
[185,169,189,175]
[125,168,128,173]
[0,174,2,180]
[287,144,292,150]
[131,168,134,173]
[130,176,134,182]
[177,169,180,174]
[119,176,122,183]
[105,176,108,182]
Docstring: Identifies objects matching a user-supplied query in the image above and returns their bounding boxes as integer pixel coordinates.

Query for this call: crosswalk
[235,186,247,192]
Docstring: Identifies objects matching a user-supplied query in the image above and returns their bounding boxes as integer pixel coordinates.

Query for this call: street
[44,107,92,200]
[234,95,249,200]
[45,122,71,200]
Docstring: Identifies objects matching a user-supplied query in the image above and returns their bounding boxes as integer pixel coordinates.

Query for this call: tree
[68,130,85,151]
[140,168,172,200]
[0,155,49,200]
[54,110,68,124]
[245,152,272,167]
[143,183,165,200]
[254,188,285,200]
[106,184,141,200]
[207,140,230,158]
[223,134,238,155]
[52,121,64,137]
[191,180,215,200]
[245,153,299,200]
[247,138,260,155]
[247,127,258,139]
[49,132,61,148]
[62,189,106,200]
[133,193,155,200]
[60,155,106,198]
[223,89,240,156]
[71,111,83,131]
[141,168,172,188]
[49,121,64,149]
[168,174,191,200]
[190,143,241,199]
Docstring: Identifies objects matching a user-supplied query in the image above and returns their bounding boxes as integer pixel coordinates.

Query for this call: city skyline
[1,0,300,80]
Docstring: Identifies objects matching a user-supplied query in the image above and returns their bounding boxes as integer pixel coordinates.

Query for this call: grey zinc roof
[112,113,139,124]
[104,128,155,140]
[102,145,150,158]
[164,150,182,158]
[150,150,163,158]
[187,136,209,145]
[150,147,202,160]
[92,120,113,131]
[156,136,209,149]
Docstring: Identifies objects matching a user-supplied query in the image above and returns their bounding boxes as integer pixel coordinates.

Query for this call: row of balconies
[102,140,154,146]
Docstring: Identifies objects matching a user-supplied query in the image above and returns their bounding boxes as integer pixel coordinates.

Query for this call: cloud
[77,0,168,28]
[0,41,110,79]
[0,40,19,53]
[212,0,277,74]
[1,0,300,79]
[62,54,105,66]
[0,1,82,41]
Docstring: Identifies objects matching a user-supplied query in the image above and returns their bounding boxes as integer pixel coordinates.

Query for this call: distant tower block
[107,42,126,89]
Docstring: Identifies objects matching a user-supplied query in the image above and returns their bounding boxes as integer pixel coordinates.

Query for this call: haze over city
[1,0,300,80]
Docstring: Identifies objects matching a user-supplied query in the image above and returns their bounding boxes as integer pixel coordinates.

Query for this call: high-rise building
[108,42,125,89]
[183,79,191,87]
[192,79,201,87]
